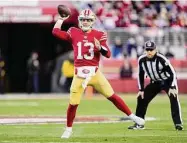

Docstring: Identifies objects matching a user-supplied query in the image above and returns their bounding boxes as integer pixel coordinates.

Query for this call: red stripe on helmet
[84,9,90,17]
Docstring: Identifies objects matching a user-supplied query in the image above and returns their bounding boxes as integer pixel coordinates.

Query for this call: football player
[52,9,145,139]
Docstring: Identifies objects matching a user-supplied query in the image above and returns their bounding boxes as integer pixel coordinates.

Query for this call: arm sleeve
[99,32,111,58]
[52,28,72,42]
[138,59,145,91]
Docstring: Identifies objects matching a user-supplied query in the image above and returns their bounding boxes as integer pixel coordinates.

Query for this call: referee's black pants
[136,80,182,126]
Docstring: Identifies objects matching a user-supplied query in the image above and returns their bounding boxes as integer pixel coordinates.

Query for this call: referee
[128,40,183,130]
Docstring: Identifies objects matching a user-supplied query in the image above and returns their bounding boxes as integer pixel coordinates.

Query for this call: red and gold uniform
[53,9,144,138]
[53,27,114,104]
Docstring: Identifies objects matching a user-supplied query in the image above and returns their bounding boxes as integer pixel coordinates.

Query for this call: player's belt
[75,66,98,89]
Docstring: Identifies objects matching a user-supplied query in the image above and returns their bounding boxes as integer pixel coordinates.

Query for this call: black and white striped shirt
[138,52,177,91]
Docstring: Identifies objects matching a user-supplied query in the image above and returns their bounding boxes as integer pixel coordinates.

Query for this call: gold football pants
[70,69,114,105]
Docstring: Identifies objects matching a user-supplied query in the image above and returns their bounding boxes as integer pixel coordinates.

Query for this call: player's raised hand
[54,16,68,28]
[94,37,101,50]
[58,15,70,21]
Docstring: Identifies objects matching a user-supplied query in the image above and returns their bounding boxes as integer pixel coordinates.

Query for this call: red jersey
[52,27,111,67]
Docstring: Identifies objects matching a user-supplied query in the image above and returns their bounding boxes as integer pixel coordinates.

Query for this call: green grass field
[0,94,186,143]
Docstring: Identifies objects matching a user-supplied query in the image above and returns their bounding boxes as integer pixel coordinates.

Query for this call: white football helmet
[78,9,96,31]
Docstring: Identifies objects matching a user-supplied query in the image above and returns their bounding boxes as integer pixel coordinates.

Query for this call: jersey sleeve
[67,28,73,38]
[99,31,111,58]
[52,27,72,42]
[100,31,107,41]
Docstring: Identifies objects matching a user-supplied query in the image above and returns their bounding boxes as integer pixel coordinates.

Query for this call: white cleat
[129,114,145,126]
[61,128,73,139]
[133,116,145,126]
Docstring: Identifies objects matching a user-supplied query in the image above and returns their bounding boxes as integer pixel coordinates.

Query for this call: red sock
[108,94,132,116]
[67,104,78,127]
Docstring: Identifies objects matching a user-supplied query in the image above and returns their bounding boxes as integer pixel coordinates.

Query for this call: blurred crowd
[111,35,144,59]
[75,1,187,60]
[82,0,187,29]
[111,35,175,59]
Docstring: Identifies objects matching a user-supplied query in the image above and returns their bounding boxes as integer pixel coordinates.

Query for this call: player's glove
[137,91,144,99]
[168,87,178,97]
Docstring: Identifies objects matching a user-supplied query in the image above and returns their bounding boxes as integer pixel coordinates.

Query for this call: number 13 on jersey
[77,42,95,60]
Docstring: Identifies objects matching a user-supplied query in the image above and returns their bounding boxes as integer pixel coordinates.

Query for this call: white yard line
[0,117,156,125]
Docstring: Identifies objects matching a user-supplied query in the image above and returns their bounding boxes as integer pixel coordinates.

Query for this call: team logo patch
[82,69,90,74]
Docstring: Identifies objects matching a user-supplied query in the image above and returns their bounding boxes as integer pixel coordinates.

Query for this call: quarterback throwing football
[52,9,145,138]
